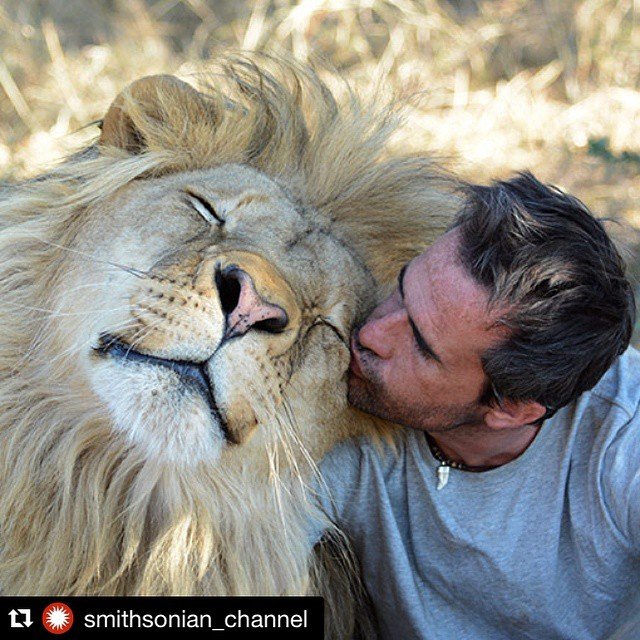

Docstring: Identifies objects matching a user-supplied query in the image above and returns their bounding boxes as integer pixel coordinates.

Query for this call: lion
[0,56,458,635]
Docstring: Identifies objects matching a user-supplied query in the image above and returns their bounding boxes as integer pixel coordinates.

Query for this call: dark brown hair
[452,171,636,416]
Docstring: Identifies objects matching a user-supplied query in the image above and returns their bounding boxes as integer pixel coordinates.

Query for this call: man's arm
[602,402,640,553]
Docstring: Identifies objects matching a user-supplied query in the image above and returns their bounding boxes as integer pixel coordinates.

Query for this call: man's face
[348,230,504,432]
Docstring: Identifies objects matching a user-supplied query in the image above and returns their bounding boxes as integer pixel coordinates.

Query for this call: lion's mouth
[94,334,235,443]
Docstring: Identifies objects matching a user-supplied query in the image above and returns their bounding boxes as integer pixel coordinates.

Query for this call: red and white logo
[42,602,74,634]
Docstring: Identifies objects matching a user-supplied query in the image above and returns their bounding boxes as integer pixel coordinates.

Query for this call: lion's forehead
[109,165,301,222]
[81,164,367,308]
[91,167,301,257]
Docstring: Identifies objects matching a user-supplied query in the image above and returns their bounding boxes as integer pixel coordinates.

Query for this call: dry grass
[1,0,638,341]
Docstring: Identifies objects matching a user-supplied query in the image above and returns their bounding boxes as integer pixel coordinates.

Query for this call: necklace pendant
[436,463,450,490]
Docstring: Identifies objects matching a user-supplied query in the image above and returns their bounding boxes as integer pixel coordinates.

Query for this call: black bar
[1,596,323,639]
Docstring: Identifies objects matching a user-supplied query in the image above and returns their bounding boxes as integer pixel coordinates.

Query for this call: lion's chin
[89,358,227,465]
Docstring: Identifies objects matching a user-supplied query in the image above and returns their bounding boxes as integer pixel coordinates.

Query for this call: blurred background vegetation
[1,0,638,342]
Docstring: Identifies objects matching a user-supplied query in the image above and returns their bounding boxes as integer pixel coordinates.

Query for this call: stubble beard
[347,363,484,434]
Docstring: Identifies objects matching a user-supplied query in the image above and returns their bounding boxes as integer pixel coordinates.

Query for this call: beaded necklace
[425,434,499,490]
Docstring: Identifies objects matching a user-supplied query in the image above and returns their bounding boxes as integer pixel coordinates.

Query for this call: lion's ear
[99,75,215,154]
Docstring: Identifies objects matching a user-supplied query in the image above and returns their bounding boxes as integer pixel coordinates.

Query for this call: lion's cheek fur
[88,358,226,463]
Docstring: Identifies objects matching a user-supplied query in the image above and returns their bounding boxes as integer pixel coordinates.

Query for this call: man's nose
[357,307,405,360]
[215,266,289,340]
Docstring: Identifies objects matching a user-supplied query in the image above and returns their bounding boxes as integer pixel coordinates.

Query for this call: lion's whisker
[28,316,144,371]
[22,232,152,280]
[265,439,294,541]
[119,312,171,355]
[5,295,157,376]
[274,410,304,484]
[281,393,320,477]
[26,293,160,369]
[2,297,155,318]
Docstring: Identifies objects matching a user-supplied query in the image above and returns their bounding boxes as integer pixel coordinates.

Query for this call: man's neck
[425,422,542,468]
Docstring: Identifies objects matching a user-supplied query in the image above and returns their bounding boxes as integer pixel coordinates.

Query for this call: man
[315,172,639,639]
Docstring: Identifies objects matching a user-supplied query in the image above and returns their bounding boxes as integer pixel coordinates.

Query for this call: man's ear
[99,74,215,154]
[484,398,547,430]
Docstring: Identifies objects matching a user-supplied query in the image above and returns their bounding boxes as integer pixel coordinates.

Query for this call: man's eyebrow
[398,262,443,364]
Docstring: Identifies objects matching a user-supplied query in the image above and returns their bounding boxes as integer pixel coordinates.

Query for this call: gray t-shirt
[316,347,640,639]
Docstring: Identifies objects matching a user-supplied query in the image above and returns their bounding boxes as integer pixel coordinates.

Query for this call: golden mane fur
[0,55,459,636]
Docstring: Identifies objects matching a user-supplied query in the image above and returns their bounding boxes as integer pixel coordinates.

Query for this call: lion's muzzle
[94,333,238,444]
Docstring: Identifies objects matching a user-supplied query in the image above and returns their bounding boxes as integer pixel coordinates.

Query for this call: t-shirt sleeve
[602,402,640,553]
[306,436,365,545]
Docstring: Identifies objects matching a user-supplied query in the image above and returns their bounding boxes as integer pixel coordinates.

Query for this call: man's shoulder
[319,428,411,478]
[321,429,406,465]
[313,429,415,534]
[587,346,640,419]
[568,347,640,552]
[564,347,640,472]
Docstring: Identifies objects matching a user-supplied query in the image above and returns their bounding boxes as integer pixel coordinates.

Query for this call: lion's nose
[216,266,289,340]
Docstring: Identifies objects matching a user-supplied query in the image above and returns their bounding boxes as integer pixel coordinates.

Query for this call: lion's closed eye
[185,190,224,226]
[306,317,348,348]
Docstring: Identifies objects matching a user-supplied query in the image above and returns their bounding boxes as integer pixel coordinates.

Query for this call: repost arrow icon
[18,609,33,627]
